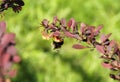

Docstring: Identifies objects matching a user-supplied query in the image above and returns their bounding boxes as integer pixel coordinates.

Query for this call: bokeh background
[2,0,120,82]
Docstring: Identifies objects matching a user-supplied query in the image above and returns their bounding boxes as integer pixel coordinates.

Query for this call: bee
[41,31,64,49]
[52,36,64,49]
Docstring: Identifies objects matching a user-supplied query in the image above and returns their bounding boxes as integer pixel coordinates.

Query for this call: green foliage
[3,0,120,82]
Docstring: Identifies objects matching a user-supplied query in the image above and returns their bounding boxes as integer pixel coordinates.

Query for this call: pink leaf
[106,33,112,39]
[72,44,86,49]
[53,16,58,24]
[2,53,11,67]
[96,45,105,54]
[100,33,112,42]
[13,55,21,63]
[60,18,66,26]
[0,21,6,38]
[48,24,57,29]
[52,31,61,36]
[100,34,107,42]
[8,69,17,77]
[96,25,103,31]
[94,25,103,35]
[80,23,86,33]
[64,31,75,38]
[102,62,113,68]
[73,34,82,40]
[42,19,49,27]
[109,40,115,47]
[67,19,72,27]
[6,46,17,55]
[4,62,12,70]
[1,33,15,48]
[67,18,76,31]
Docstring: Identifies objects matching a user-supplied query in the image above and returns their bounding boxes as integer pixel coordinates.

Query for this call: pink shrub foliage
[0,21,20,82]
[41,16,120,81]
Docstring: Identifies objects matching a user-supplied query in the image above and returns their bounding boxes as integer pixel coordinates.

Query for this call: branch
[41,16,120,81]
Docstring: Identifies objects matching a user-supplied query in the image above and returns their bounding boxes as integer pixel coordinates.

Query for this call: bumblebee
[52,36,64,49]
[41,31,64,49]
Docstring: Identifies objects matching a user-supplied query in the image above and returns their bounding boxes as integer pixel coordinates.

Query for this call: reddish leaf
[42,19,49,27]
[13,55,21,63]
[100,33,112,42]
[6,46,17,55]
[60,18,66,26]
[1,33,15,48]
[106,33,112,39]
[0,21,6,38]
[94,25,103,35]
[100,34,107,42]
[48,23,55,29]
[96,45,105,54]
[64,31,75,38]
[67,19,72,27]
[102,62,113,68]
[8,69,17,77]
[73,34,82,40]
[109,40,115,47]
[4,62,12,70]
[67,18,76,31]
[72,44,86,49]
[80,23,86,33]
[52,31,61,36]
[53,16,58,24]
[96,25,103,31]
[2,53,11,65]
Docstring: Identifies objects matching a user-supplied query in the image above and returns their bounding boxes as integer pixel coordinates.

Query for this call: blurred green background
[2,0,120,82]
